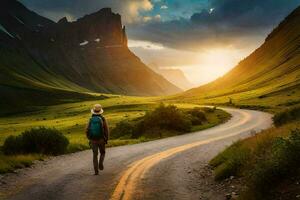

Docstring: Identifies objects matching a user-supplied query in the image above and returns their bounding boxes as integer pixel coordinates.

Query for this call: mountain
[148,63,193,90]
[181,5,300,110]
[0,0,180,112]
[157,69,193,90]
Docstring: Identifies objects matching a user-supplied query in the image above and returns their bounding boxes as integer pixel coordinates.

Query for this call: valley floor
[0,95,230,173]
[0,108,272,200]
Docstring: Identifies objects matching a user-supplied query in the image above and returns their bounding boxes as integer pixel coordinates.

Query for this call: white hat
[91,104,104,114]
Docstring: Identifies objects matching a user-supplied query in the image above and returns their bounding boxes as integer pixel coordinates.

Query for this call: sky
[20,0,300,87]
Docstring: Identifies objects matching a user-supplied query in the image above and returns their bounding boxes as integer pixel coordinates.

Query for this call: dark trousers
[91,139,106,173]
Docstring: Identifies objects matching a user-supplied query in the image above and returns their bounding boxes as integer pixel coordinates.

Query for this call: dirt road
[0,108,273,200]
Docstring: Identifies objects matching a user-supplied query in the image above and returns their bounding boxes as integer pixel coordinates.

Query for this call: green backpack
[88,116,104,140]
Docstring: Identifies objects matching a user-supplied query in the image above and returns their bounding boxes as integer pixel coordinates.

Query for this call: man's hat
[91,104,104,114]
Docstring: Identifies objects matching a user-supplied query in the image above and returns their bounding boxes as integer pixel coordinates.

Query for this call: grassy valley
[0,95,230,173]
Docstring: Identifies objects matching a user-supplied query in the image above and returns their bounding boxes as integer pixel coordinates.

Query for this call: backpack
[88,116,104,140]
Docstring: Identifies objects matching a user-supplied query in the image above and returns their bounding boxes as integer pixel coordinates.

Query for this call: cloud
[19,0,300,51]
[128,0,300,51]
[126,0,153,23]
[142,14,161,23]
[20,0,153,23]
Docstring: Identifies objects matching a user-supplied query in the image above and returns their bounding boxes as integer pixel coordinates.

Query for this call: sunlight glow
[128,39,164,50]
[129,40,256,88]
[195,48,240,80]
[161,48,249,86]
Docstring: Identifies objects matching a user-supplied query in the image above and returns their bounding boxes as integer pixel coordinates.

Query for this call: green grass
[0,153,44,173]
[209,120,300,199]
[0,96,229,146]
[210,141,251,180]
[0,95,230,174]
[0,96,153,144]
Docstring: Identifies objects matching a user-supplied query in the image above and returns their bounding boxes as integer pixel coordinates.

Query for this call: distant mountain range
[0,0,180,113]
[158,68,193,90]
[148,63,193,90]
[182,5,300,109]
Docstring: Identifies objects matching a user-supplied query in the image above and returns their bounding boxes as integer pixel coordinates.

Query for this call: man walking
[86,104,109,175]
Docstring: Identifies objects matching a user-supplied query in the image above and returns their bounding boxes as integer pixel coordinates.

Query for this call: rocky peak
[94,8,113,16]
[57,17,68,24]
[52,7,127,47]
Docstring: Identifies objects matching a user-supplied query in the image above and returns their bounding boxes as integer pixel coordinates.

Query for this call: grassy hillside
[0,42,105,115]
[174,6,300,199]
[178,6,300,112]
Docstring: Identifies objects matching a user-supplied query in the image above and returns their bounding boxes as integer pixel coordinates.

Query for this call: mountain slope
[181,5,300,110]
[0,0,180,102]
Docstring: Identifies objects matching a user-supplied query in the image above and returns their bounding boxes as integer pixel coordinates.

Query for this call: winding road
[0,108,273,200]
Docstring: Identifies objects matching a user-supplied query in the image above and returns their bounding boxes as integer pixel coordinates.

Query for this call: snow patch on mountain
[79,40,89,46]
[13,16,25,25]
[0,24,14,38]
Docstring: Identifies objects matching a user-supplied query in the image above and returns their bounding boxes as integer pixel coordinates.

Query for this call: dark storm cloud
[19,0,153,22]
[128,0,300,50]
[19,0,300,51]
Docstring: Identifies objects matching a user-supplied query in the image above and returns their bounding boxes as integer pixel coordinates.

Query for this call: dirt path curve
[0,108,273,200]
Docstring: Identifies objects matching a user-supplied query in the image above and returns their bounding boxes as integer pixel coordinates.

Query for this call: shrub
[247,129,300,197]
[3,135,23,155]
[202,107,215,113]
[273,106,300,126]
[133,104,192,138]
[187,108,207,125]
[111,120,135,139]
[111,104,213,139]
[3,127,69,155]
